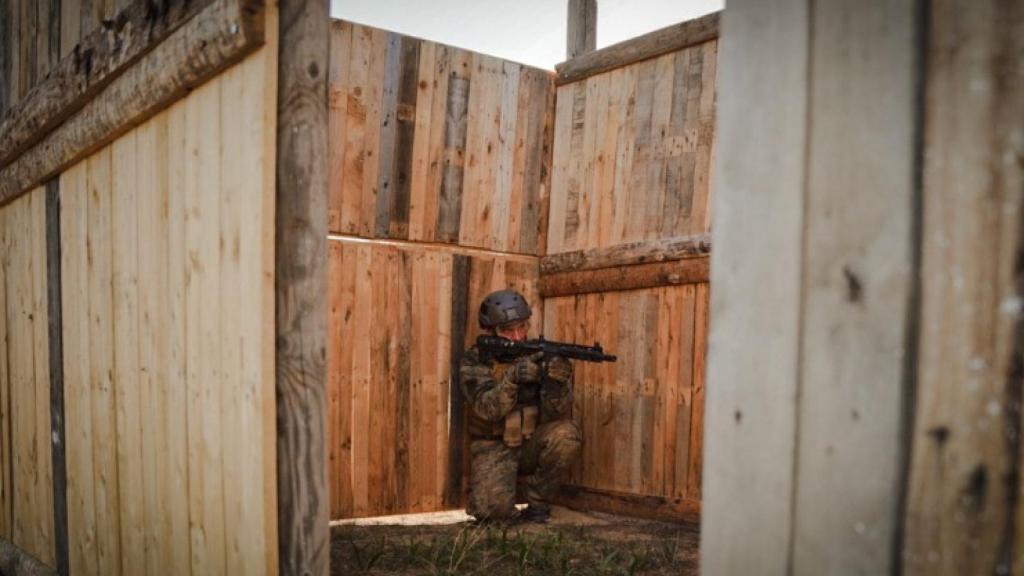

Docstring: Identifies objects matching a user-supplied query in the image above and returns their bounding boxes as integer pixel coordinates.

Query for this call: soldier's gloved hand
[546,356,573,384]
[509,352,544,384]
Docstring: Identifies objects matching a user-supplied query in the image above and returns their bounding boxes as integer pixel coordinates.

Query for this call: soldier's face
[496,320,530,342]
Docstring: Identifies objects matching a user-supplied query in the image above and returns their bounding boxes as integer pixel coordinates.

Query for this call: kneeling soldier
[460,289,582,523]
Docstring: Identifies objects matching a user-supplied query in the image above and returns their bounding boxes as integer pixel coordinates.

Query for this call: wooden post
[566,0,597,60]
[275,0,329,574]
[702,0,1023,573]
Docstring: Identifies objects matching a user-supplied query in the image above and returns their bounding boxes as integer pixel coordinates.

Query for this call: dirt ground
[330,506,700,575]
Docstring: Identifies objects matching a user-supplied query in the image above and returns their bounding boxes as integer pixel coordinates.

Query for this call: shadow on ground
[331,506,699,575]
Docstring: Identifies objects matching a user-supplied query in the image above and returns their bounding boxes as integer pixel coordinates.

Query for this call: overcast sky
[329,0,723,70]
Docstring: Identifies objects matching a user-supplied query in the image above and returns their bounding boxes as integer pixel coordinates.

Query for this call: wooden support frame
[555,11,719,86]
[566,0,597,59]
[0,0,266,207]
[275,0,330,574]
[540,234,711,275]
[0,0,215,168]
[557,485,700,524]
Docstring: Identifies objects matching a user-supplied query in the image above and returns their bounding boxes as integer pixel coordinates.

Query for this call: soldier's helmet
[478,289,532,329]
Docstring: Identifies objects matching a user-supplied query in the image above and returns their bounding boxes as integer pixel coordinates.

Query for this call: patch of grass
[331,522,696,576]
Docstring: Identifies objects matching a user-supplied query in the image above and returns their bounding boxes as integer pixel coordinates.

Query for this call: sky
[329,0,724,70]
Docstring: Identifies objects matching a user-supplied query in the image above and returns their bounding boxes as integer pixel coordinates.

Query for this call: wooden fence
[543,15,718,520]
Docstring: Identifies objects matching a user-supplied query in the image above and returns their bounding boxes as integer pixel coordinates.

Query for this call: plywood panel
[327,19,554,254]
[327,237,539,519]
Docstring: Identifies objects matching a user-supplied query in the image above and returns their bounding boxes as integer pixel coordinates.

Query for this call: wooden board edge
[555,484,701,524]
[555,11,720,86]
[539,257,710,298]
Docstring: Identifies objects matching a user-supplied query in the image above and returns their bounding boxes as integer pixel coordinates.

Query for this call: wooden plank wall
[547,39,716,254]
[58,42,277,576]
[327,19,555,255]
[0,187,57,567]
[543,33,717,518]
[327,237,539,519]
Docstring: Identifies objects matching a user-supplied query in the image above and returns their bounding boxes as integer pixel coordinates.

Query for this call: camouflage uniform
[459,346,582,521]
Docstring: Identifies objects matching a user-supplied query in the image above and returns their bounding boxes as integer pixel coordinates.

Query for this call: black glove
[546,356,572,384]
[509,352,543,384]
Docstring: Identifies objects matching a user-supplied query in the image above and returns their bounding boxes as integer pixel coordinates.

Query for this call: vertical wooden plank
[407,42,440,243]
[444,254,470,507]
[358,27,387,238]
[561,81,587,251]
[792,0,918,572]
[0,0,11,115]
[134,112,161,573]
[387,37,421,240]
[59,0,80,58]
[339,23,369,236]
[162,99,190,576]
[566,0,597,59]
[31,188,55,565]
[904,0,1024,573]
[686,283,707,500]
[435,49,471,244]
[85,146,121,576]
[595,68,622,248]
[327,21,353,235]
[326,241,345,518]
[546,83,573,255]
[394,252,414,511]
[701,0,809,571]
[6,195,30,552]
[433,252,453,509]
[491,61,519,251]
[519,70,552,255]
[349,245,372,516]
[625,59,656,244]
[645,53,675,240]
[0,200,9,539]
[111,129,145,576]
[46,177,69,575]
[277,0,328,567]
[609,64,637,245]
[19,0,37,101]
[689,40,718,237]
[374,32,401,238]
[61,161,98,576]
[459,54,501,249]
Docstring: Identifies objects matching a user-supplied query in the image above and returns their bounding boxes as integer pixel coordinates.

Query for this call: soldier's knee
[544,420,582,459]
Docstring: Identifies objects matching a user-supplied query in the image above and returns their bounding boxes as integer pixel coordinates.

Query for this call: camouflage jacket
[459,346,574,438]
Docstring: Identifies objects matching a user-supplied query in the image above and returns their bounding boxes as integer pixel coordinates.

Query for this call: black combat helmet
[478,289,532,329]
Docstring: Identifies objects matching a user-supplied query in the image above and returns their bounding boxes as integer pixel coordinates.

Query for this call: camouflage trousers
[466,419,582,521]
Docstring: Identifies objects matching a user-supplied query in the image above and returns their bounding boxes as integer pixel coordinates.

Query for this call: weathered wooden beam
[540,234,710,275]
[539,256,709,298]
[0,0,215,168]
[45,180,68,576]
[0,538,58,576]
[557,485,701,523]
[0,0,265,208]
[275,0,329,574]
[555,11,719,86]
[566,0,597,59]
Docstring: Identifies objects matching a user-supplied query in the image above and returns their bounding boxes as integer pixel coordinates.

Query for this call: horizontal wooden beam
[0,0,265,207]
[0,538,58,576]
[0,0,215,168]
[539,256,709,298]
[540,234,711,275]
[556,485,701,523]
[554,11,720,86]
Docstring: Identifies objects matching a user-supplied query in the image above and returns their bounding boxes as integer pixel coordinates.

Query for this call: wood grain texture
[539,256,709,297]
[0,0,266,207]
[326,19,555,255]
[903,0,1024,573]
[276,0,329,573]
[566,0,597,59]
[700,0,808,571]
[556,12,719,85]
[0,0,215,168]
[45,179,69,576]
[541,234,711,274]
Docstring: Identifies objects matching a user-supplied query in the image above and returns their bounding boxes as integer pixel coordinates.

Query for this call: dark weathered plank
[45,179,68,576]
[374,32,400,238]
[0,0,265,207]
[539,257,709,298]
[0,0,215,168]
[0,0,11,115]
[388,36,421,239]
[444,254,470,507]
[540,233,711,274]
[275,0,329,574]
[436,51,471,243]
[566,0,597,59]
[555,12,720,86]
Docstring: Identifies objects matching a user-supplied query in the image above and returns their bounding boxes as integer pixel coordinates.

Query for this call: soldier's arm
[459,348,519,422]
[541,356,573,420]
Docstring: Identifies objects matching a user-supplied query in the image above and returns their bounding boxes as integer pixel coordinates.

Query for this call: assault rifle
[476,335,617,364]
